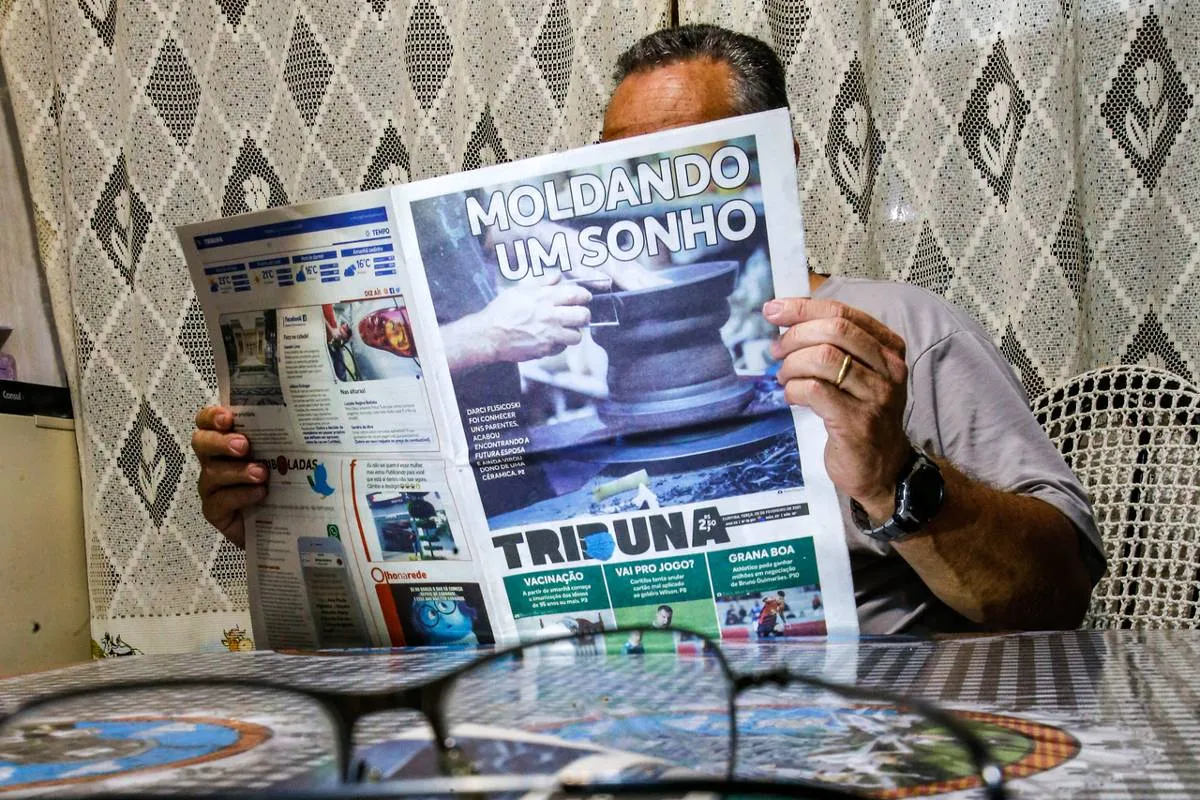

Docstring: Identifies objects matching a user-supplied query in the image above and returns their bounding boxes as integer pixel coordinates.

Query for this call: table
[1,630,1197,798]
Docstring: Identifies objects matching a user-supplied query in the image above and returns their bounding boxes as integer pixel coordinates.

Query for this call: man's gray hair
[614,24,789,114]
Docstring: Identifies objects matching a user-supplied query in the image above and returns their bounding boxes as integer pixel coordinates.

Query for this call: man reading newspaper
[193,25,1104,635]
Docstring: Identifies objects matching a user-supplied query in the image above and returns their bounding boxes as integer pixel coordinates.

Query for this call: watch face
[904,457,945,523]
[853,452,944,541]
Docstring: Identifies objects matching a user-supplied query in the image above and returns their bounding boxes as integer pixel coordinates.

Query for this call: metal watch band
[850,448,944,543]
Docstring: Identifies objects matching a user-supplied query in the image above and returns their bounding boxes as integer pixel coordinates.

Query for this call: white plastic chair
[1032,365,1200,629]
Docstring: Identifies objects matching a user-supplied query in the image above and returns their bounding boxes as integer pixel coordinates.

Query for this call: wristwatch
[850,447,945,543]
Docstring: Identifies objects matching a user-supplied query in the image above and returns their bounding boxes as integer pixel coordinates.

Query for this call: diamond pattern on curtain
[681,0,1199,394]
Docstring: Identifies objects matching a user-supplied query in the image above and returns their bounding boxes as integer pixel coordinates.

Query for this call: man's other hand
[192,405,267,549]
[765,297,912,521]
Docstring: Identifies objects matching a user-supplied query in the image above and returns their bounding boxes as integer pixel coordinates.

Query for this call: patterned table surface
[2,630,1198,799]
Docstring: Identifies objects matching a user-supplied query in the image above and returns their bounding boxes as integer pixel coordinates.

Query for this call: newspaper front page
[178,110,858,650]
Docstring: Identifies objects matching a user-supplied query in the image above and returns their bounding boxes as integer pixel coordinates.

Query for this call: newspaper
[179,109,858,650]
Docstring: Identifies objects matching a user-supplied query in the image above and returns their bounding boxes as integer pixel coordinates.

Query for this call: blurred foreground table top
[1,629,1198,799]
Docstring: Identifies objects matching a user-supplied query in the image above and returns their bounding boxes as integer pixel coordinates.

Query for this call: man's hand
[765,297,1092,629]
[192,406,268,549]
[764,298,912,520]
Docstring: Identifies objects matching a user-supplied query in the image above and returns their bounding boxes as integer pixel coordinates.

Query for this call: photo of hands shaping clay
[409,136,805,529]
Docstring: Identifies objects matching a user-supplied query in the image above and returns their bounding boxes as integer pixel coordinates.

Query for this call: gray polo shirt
[815,276,1106,635]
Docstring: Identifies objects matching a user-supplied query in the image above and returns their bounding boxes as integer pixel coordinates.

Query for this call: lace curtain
[0,0,668,654]
[2,0,1196,653]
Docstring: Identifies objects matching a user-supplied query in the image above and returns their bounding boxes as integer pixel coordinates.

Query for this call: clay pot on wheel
[591,261,752,429]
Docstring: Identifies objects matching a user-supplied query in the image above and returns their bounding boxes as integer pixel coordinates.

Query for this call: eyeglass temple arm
[734,670,1007,800]
[316,687,431,783]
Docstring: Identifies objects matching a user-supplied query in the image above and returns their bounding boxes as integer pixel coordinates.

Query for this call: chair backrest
[1032,365,1200,629]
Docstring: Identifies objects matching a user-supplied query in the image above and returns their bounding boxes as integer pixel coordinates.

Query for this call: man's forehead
[601,57,738,141]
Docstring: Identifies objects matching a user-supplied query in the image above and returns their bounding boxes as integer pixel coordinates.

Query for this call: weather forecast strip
[178,110,858,650]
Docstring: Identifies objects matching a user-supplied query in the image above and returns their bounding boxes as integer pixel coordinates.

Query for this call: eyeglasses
[0,627,1006,799]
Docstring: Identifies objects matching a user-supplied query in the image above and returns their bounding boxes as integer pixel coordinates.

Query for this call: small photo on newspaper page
[347,459,473,564]
[219,309,285,406]
[321,297,421,384]
[375,582,496,647]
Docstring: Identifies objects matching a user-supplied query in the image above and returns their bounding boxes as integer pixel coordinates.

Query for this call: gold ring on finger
[834,353,852,389]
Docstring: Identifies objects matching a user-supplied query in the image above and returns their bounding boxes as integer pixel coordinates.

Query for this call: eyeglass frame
[0,625,1007,799]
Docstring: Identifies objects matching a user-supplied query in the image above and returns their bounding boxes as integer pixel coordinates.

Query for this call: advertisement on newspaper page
[179,109,858,650]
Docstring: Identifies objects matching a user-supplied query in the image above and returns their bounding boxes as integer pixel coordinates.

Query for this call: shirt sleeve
[903,330,1108,586]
